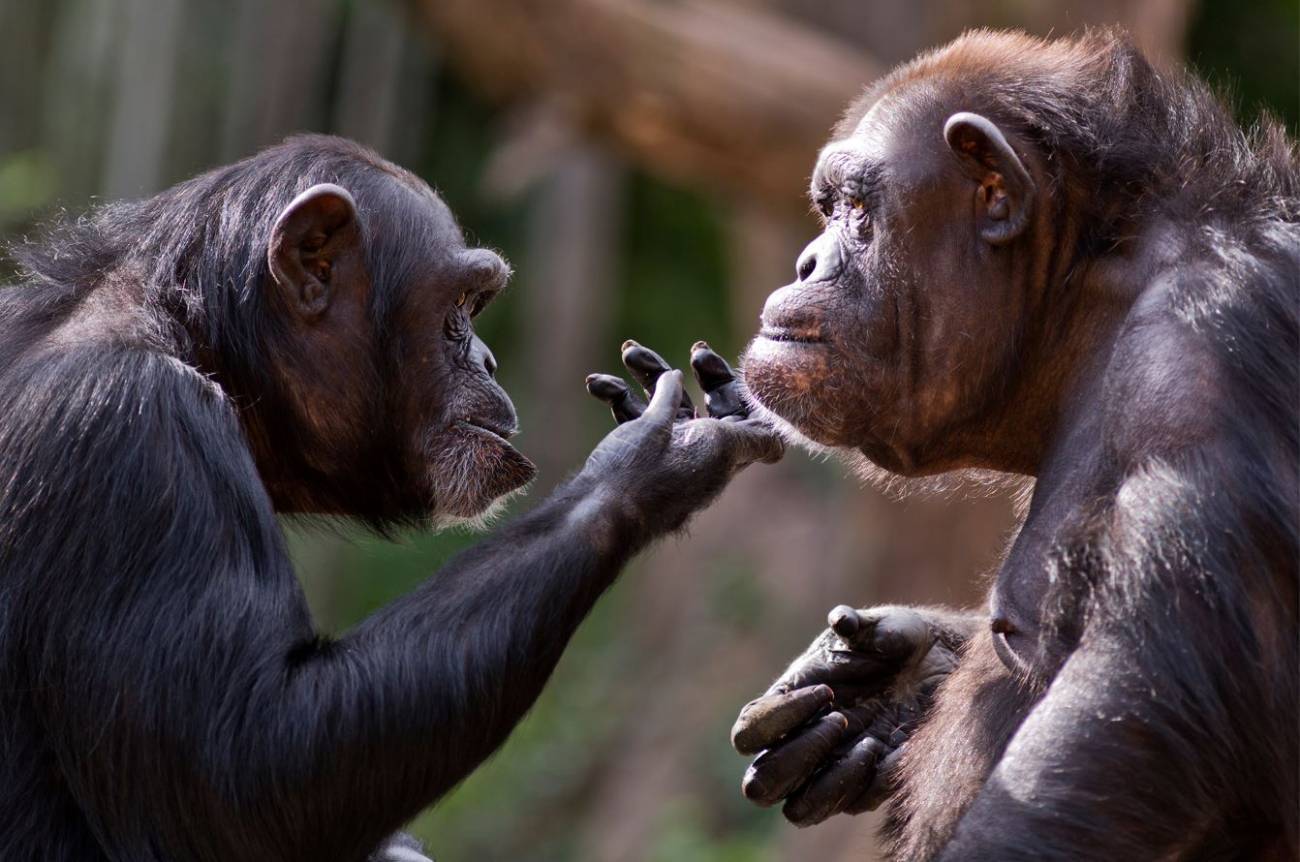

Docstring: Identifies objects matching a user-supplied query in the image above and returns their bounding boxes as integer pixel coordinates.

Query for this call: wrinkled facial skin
[387,199,536,523]
[260,188,535,526]
[743,105,1026,476]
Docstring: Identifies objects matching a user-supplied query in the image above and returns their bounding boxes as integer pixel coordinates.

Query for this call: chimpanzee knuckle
[731,685,834,754]
[852,605,931,658]
[741,711,848,806]
[689,342,735,384]
[828,604,864,638]
[781,782,840,827]
[845,742,906,813]
[585,373,627,401]
[704,382,747,419]
[784,734,887,826]
[741,760,784,807]
[621,341,671,381]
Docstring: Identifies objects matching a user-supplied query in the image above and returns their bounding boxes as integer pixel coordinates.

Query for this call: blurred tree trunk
[411,0,879,215]
[518,136,624,488]
[41,0,119,202]
[0,2,56,155]
[220,0,332,161]
[101,0,181,200]
[410,0,1190,216]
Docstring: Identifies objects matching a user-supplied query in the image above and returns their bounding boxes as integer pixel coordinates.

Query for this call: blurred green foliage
[1188,0,1299,133]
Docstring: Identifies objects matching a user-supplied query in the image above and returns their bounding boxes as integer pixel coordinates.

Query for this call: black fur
[859,31,1299,860]
[0,138,656,861]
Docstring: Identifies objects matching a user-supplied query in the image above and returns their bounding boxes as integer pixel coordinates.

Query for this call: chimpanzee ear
[943,112,1035,246]
[267,183,361,319]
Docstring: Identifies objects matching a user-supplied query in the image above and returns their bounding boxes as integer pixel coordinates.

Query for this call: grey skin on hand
[585,340,751,424]
[732,605,975,826]
[582,341,783,532]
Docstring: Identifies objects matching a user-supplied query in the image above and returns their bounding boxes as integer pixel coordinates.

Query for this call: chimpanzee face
[263,178,534,526]
[391,196,537,524]
[742,95,1037,477]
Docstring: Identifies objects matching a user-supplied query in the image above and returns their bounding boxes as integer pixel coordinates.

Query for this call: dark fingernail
[691,340,710,353]
[585,373,599,385]
[621,339,639,353]
[829,605,859,638]
[741,765,777,806]
[587,377,627,398]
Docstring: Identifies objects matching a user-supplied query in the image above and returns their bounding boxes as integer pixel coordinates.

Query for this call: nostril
[796,252,817,282]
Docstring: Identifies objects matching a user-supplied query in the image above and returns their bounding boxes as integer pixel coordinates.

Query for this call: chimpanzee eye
[849,197,866,211]
[455,292,468,308]
[814,193,834,218]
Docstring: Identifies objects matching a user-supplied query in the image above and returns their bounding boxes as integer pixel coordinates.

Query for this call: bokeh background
[0,1,1294,859]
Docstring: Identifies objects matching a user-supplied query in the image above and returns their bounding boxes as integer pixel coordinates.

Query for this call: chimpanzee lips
[458,417,518,442]
[759,326,825,345]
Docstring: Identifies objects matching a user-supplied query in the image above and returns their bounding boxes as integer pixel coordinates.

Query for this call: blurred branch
[410,0,880,213]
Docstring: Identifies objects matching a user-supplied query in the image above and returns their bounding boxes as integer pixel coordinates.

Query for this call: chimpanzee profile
[0,136,782,861]
[729,29,1298,860]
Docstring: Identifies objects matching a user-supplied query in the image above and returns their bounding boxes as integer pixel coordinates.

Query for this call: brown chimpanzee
[0,135,782,862]
[728,30,1298,860]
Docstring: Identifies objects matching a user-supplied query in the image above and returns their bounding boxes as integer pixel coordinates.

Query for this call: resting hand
[731,605,977,826]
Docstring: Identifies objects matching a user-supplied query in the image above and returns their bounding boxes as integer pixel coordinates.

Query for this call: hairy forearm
[934,637,1208,862]
[300,472,653,819]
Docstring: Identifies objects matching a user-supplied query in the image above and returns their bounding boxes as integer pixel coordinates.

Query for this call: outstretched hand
[581,340,782,532]
[732,605,973,826]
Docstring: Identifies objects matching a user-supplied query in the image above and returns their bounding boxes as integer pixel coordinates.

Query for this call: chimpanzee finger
[722,418,784,466]
[621,340,695,419]
[585,374,649,424]
[844,742,907,813]
[782,735,887,826]
[731,684,834,755]
[741,711,851,806]
[639,369,684,429]
[827,605,932,659]
[779,649,898,693]
[690,341,746,418]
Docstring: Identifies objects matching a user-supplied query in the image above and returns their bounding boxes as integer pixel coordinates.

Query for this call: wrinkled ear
[943,112,1035,245]
[267,183,361,318]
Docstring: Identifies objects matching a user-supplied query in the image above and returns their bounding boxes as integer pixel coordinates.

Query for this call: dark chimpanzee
[728,30,1298,860]
[0,135,782,862]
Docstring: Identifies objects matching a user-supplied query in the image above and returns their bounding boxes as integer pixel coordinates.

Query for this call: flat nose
[461,248,510,292]
[470,335,498,378]
[794,232,843,284]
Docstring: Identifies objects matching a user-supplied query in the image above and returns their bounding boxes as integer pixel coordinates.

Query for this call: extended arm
[23,347,778,862]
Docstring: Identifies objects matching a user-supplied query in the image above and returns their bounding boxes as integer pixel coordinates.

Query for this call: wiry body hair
[3,135,445,389]
[0,137,627,862]
[775,29,1297,859]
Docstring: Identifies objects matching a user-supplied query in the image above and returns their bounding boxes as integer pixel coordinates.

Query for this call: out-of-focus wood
[411,0,880,213]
